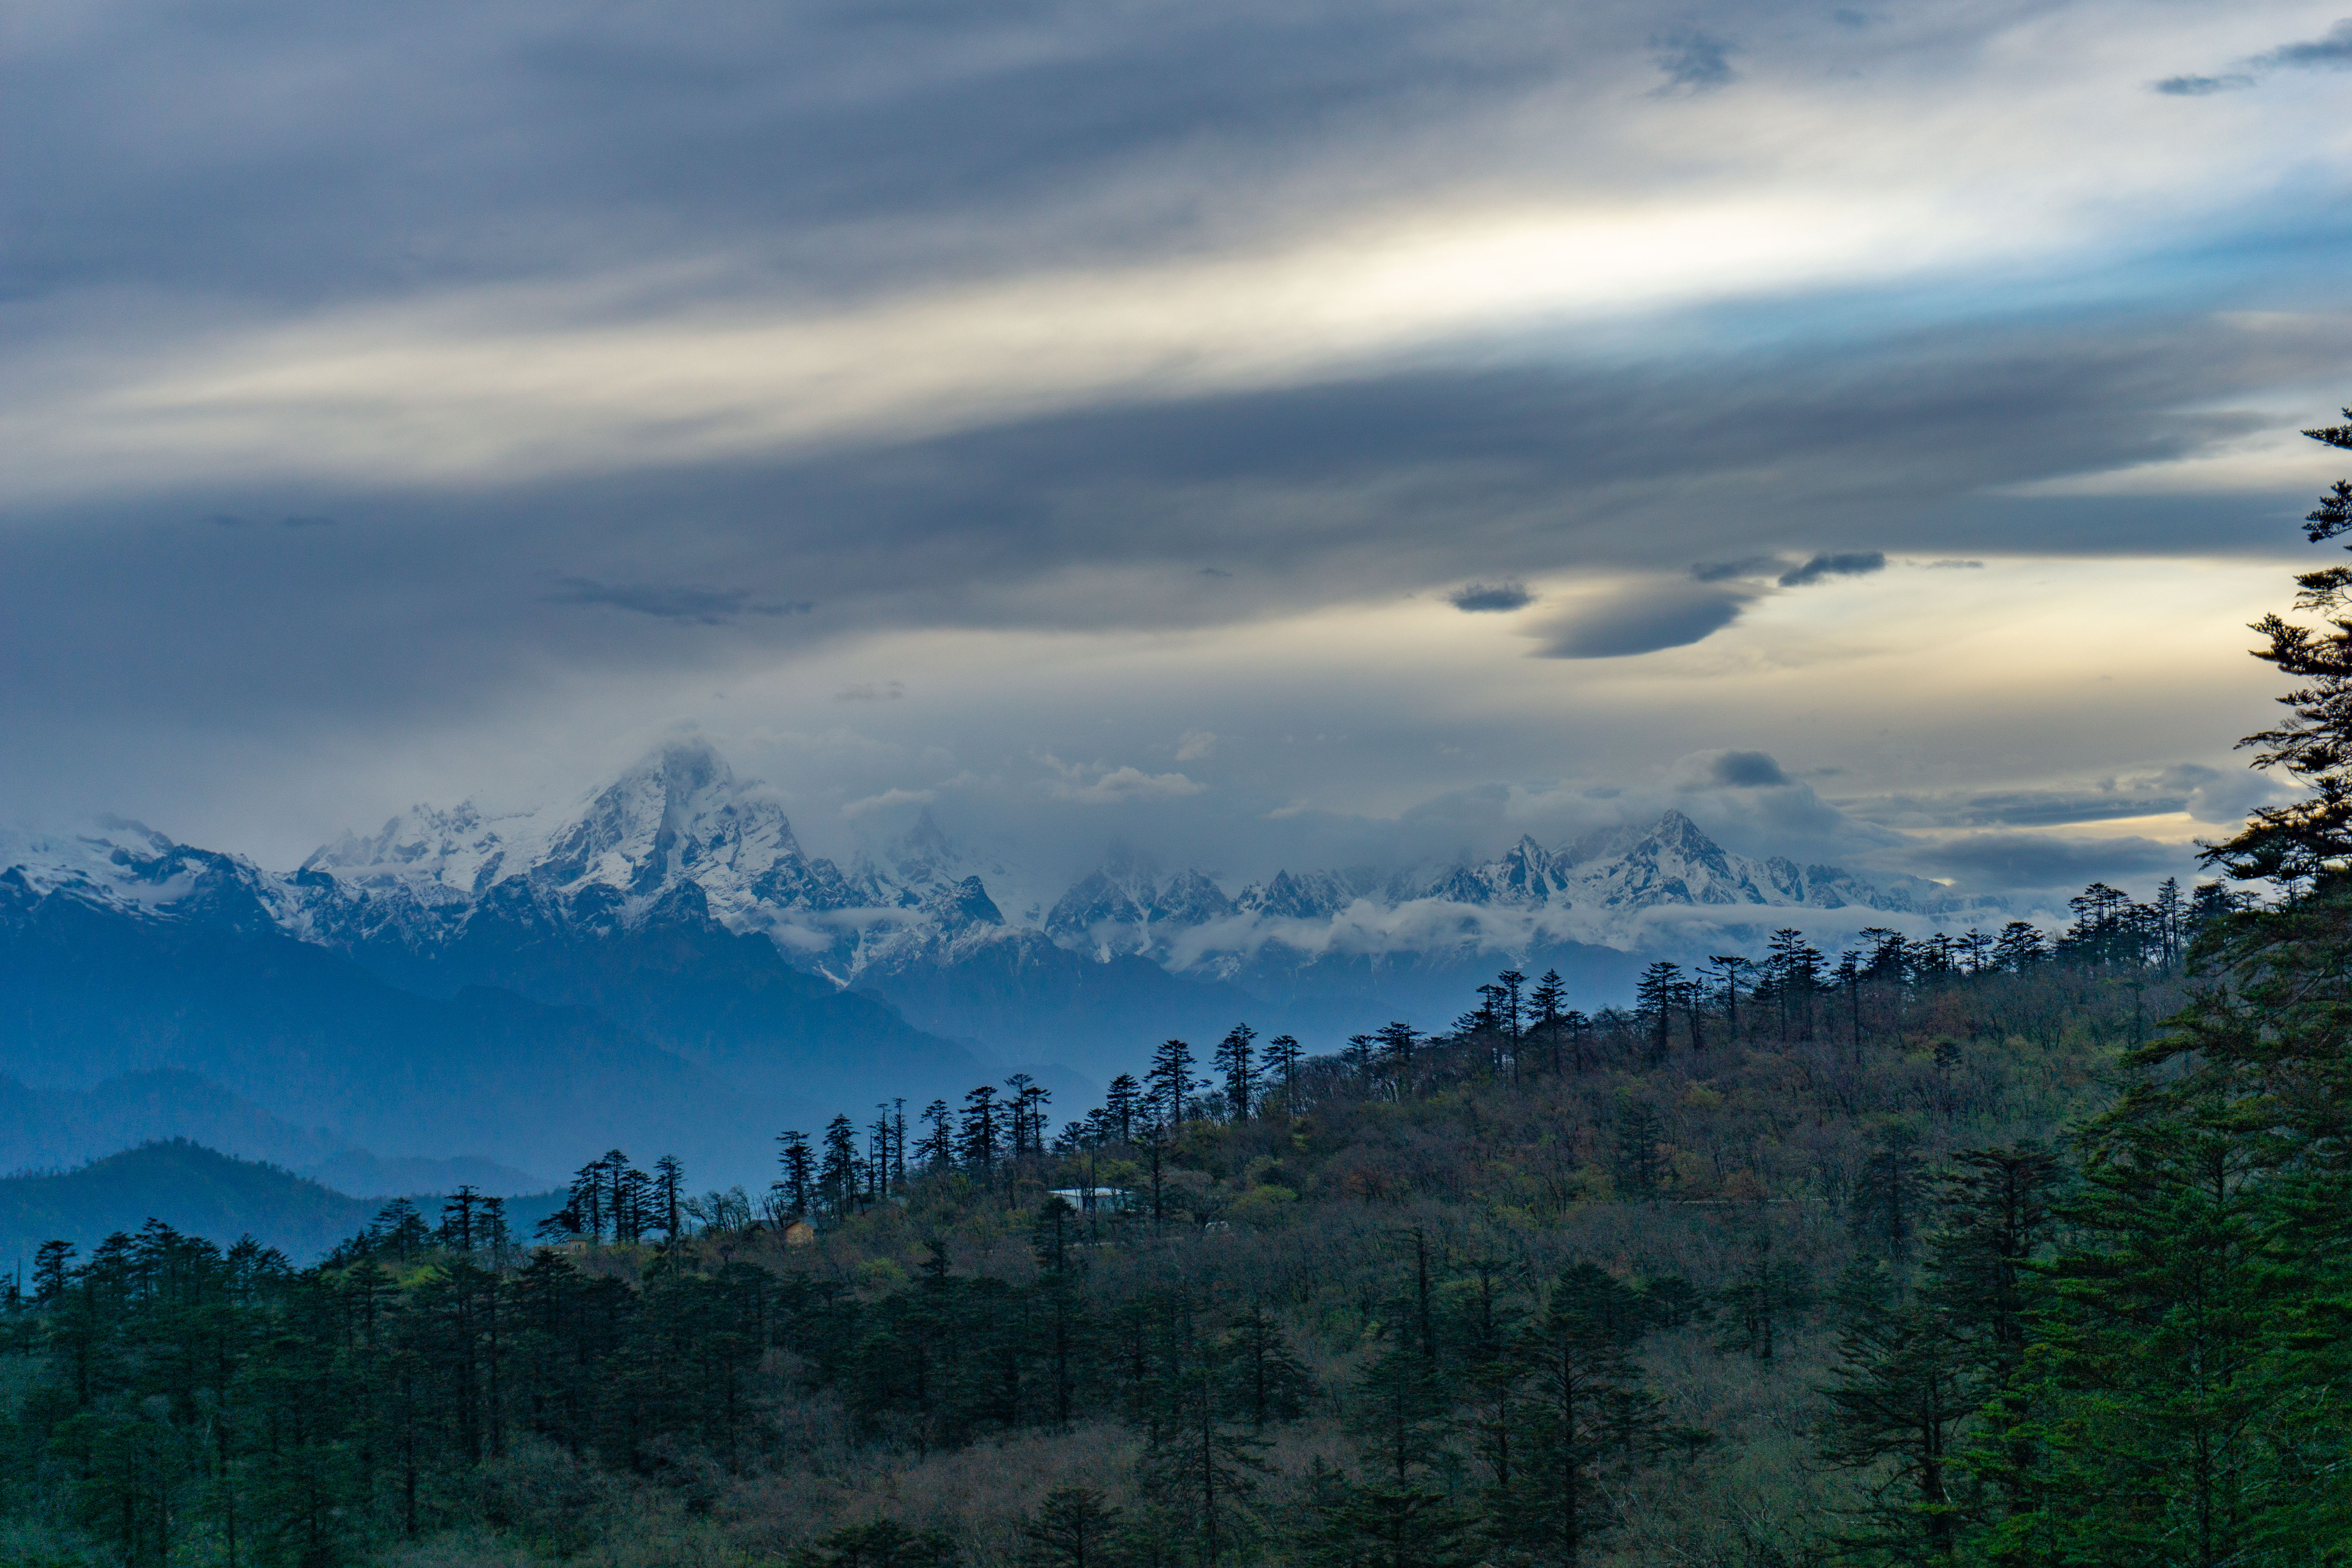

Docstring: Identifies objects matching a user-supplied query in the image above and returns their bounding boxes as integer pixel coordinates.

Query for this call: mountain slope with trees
[7,415,2352,1566]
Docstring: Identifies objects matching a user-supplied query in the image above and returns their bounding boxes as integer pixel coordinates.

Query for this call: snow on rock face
[1045,808,1987,964]
[1,742,1995,976]
[294,740,889,942]
[0,820,288,932]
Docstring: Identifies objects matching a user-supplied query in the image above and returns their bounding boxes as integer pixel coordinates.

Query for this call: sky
[5,0,2351,909]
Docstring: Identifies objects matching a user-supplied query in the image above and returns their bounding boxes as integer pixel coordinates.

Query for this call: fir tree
[1262,1036,1303,1105]
[1104,1074,1142,1144]
[777,1130,816,1218]
[1146,1040,1197,1131]
[1213,1024,1259,1121]
[1020,1485,1124,1568]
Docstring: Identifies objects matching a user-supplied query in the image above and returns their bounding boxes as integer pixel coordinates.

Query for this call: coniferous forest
[7,420,2352,1567]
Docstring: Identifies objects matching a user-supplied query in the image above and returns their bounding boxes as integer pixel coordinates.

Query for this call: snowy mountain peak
[294,739,833,936]
[0,820,285,932]
[530,738,802,908]
[3,744,2001,992]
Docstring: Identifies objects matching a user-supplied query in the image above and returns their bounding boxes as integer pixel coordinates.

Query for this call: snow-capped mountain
[7,740,1991,983]
[0,818,290,933]
[0,739,2013,1146]
[1044,811,1977,969]
[280,741,1025,972]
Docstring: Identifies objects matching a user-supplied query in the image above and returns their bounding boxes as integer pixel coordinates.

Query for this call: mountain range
[0,740,1996,1185]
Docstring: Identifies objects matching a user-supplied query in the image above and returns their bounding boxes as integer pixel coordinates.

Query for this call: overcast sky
[5,0,2350,906]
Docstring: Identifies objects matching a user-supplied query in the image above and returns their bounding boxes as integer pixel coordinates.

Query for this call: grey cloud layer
[2,0,1771,308]
[2156,16,2352,93]
[0,0,2341,905]
[0,303,2337,736]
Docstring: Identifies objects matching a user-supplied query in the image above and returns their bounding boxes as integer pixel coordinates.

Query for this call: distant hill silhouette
[0,1140,565,1267]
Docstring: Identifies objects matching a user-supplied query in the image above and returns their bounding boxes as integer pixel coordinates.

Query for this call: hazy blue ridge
[0,884,775,1183]
[0,1140,568,1267]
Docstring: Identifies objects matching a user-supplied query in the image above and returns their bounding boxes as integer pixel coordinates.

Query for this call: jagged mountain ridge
[1042,811,1967,964]
[1,741,1999,1102]
[6,740,1980,982]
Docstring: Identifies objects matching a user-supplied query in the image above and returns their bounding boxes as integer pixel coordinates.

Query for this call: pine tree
[1321,1339,1469,1567]
[1496,968,1526,1076]
[1015,1079,1052,1158]
[1713,1240,1812,1362]
[777,1130,816,1217]
[1835,949,1865,1063]
[1104,1074,1142,1144]
[1611,1102,1665,1200]
[1817,1262,1971,1561]
[960,1086,1001,1173]
[1991,920,2046,972]
[822,1114,862,1212]
[1020,1485,1124,1568]
[1213,1024,1259,1121]
[1850,1123,1930,1262]
[1635,961,1681,1064]
[918,1100,954,1170]
[653,1154,685,1241]
[1146,1040,1197,1131]
[1374,1021,1421,1094]
[32,1239,74,1303]
[1706,954,1749,1037]
[1514,1263,1673,1566]
[2206,411,2352,882]
[1528,969,1568,1073]
[1262,1036,1303,1105]
[1762,927,1823,1038]
[1218,1307,1314,1428]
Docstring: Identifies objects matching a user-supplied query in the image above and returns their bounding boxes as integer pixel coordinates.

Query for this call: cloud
[1449,581,1533,613]
[1911,831,2190,891]
[2155,19,2352,97]
[2161,762,2293,826]
[842,786,936,818]
[1918,558,1984,570]
[546,578,814,624]
[1174,730,1218,762]
[1537,582,1747,659]
[1650,28,1735,93]
[1702,750,1788,789]
[1777,551,1886,588]
[2255,20,2352,70]
[3,0,2349,893]
[1690,556,1782,583]
[2154,74,2252,96]
[835,681,906,701]
[1043,763,1207,806]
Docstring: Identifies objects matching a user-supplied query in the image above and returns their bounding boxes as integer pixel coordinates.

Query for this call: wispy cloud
[842,786,936,818]
[2154,73,2253,96]
[1777,551,1886,588]
[2254,18,2352,69]
[1449,581,1533,612]
[1650,28,1736,93]
[2154,18,2352,95]
[546,579,813,624]
[1042,760,1207,806]
[1537,581,1748,659]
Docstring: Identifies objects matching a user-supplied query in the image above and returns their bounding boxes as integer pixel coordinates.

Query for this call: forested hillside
[10,879,2323,1568]
[12,416,2352,1567]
